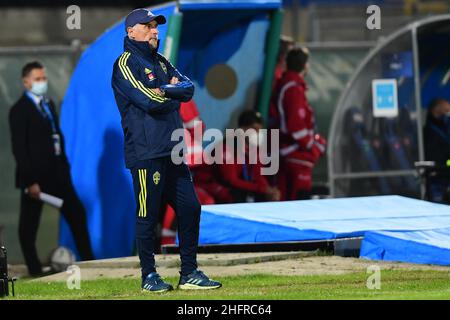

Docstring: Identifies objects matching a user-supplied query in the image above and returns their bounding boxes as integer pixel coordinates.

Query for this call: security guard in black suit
[8,61,94,276]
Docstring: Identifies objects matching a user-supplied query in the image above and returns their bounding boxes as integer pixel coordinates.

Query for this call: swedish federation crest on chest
[153,171,161,185]
[159,61,167,74]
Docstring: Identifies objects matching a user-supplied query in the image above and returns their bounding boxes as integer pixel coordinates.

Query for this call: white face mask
[30,81,48,96]
[248,131,265,147]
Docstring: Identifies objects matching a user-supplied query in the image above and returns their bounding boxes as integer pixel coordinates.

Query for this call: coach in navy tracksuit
[111,9,221,292]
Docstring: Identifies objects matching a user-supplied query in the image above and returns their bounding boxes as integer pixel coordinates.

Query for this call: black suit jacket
[9,93,69,190]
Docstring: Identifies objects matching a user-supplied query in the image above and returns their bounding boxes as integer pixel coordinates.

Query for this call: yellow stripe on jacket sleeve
[118,53,131,82]
[118,52,166,103]
[123,53,166,103]
[119,52,161,101]
[118,52,164,102]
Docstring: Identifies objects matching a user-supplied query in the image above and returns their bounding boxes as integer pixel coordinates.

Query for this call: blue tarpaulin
[199,195,450,243]
[199,195,450,265]
[360,228,450,266]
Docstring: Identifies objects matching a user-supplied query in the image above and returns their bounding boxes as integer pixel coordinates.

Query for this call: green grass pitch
[7,270,450,300]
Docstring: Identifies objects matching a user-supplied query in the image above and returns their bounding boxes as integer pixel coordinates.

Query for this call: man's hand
[27,183,41,200]
[170,77,179,85]
[151,88,165,97]
[265,186,281,201]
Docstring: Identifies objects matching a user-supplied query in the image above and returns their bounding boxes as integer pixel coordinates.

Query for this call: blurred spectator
[423,98,450,203]
[179,100,232,203]
[8,61,94,276]
[184,102,234,205]
[270,48,326,200]
[218,110,281,203]
[268,36,295,184]
[273,35,295,90]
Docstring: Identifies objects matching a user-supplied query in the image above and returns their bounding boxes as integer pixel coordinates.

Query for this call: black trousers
[18,169,94,276]
[131,157,201,280]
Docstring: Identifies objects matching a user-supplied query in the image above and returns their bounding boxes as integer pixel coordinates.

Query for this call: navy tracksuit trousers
[131,157,201,280]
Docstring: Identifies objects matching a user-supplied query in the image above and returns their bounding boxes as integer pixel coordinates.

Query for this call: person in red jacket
[271,47,326,200]
[218,110,280,203]
[273,35,295,91]
[179,99,233,204]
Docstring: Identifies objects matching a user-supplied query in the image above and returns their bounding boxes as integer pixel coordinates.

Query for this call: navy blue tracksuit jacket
[111,37,200,279]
